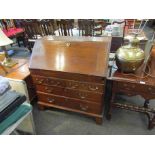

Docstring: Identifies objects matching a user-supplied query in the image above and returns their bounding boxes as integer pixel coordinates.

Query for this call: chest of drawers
[29,36,111,124]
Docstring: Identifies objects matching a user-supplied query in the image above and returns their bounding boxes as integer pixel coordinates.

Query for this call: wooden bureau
[29,36,111,124]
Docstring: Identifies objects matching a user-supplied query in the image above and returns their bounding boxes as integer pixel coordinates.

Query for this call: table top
[108,50,155,87]
[3,28,24,38]
[0,59,29,80]
[29,36,111,77]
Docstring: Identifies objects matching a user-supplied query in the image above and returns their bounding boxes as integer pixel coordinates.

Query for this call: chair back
[112,20,126,44]
[56,20,74,36]
[21,20,43,39]
[78,19,95,36]
[40,19,55,36]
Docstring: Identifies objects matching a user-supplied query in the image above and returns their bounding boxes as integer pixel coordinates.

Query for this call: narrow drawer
[32,76,65,87]
[37,93,102,114]
[144,85,155,95]
[65,80,104,93]
[115,81,155,95]
[36,85,104,103]
[114,81,138,92]
[32,75,104,93]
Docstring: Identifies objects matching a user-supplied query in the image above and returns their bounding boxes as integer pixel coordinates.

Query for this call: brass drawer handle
[123,83,128,87]
[88,85,99,91]
[69,85,78,89]
[79,93,87,99]
[47,80,60,86]
[45,87,53,93]
[37,79,44,84]
[68,82,78,89]
[80,104,88,111]
[47,98,55,103]
[55,81,60,86]
[148,87,155,94]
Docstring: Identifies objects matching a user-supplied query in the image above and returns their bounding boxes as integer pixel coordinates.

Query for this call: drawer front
[32,76,65,87]
[114,81,139,92]
[144,85,155,95]
[65,80,104,93]
[36,85,104,103]
[37,93,102,114]
[32,75,104,93]
[114,81,155,96]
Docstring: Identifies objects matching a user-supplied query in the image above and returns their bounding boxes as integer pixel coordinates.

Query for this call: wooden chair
[125,19,134,29]
[112,20,126,45]
[78,19,95,36]
[56,19,74,36]
[21,20,43,51]
[94,20,107,36]
[40,19,55,36]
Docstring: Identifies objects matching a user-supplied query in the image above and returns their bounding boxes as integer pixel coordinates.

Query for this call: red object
[3,28,24,38]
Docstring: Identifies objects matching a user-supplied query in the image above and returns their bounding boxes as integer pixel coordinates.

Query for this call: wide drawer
[36,85,104,103]
[114,81,155,95]
[37,92,102,114]
[32,75,104,93]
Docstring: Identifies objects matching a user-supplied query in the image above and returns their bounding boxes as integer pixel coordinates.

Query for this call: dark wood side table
[106,59,155,129]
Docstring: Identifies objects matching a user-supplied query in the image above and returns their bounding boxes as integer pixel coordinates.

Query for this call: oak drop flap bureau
[29,36,111,124]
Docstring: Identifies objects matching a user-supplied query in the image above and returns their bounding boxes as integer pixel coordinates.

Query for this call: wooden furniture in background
[107,53,155,129]
[21,20,43,51]
[112,20,126,44]
[56,20,74,36]
[29,36,111,124]
[93,20,106,36]
[40,19,55,36]
[78,19,95,36]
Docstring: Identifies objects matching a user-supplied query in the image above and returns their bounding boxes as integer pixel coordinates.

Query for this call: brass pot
[116,36,145,73]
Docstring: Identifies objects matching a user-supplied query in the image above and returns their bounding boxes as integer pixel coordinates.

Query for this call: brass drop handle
[68,82,78,89]
[88,85,99,91]
[56,81,60,86]
[45,87,53,93]
[36,79,43,84]
[148,87,155,94]
[69,84,78,89]
[47,98,55,103]
[80,104,88,111]
[79,93,87,99]
[48,80,60,86]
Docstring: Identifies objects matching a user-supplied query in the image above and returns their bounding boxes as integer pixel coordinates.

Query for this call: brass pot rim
[116,56,144,62]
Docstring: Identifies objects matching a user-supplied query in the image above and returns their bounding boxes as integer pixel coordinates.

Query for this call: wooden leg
[95,117,103,125]
[38,104,45,110]
[147,113,155,130]
[144,99,150,108]
[106,93,116,120]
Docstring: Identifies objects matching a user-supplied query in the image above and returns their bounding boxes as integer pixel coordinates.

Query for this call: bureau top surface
[29,36,111,77]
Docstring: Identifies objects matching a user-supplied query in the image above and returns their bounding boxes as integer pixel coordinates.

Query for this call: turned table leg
[144,99,150,108]
[147,113,155,130]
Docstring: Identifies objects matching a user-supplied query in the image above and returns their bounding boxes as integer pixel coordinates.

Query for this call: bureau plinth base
[38,102,103,124]
[95,117,103,125]
[38,104,46,110]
